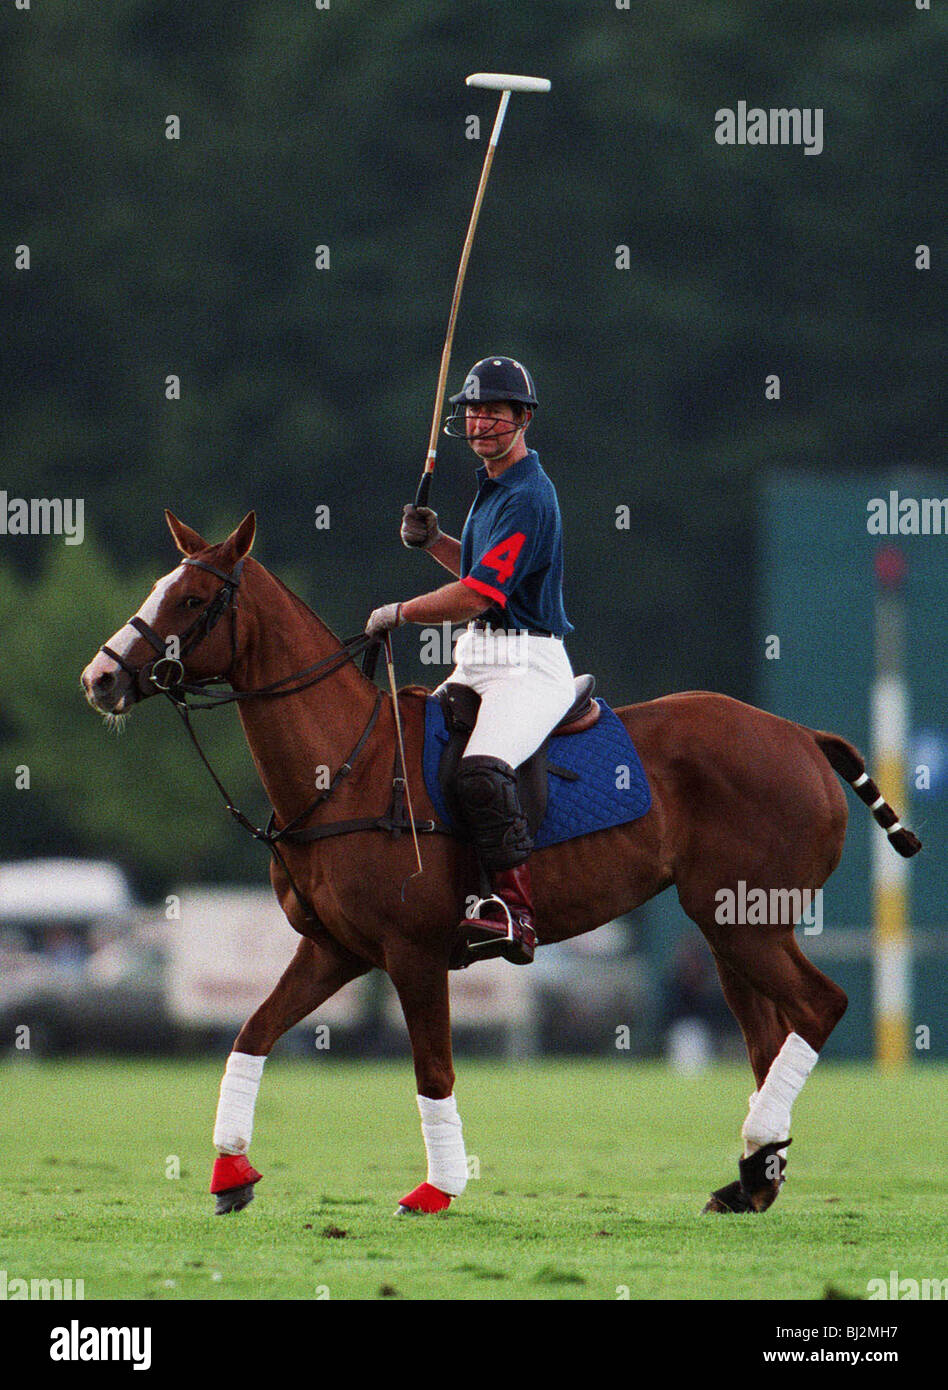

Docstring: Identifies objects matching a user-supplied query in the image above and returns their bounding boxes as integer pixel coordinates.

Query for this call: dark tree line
[1,0,940,891]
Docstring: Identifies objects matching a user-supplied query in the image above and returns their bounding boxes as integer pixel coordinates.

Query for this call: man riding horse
[366,356,575,965]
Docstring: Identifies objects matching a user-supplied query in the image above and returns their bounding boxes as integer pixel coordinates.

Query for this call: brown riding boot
[454,861,537,967]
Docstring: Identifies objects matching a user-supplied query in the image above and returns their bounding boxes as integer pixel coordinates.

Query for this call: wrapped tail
[812,730,922,858]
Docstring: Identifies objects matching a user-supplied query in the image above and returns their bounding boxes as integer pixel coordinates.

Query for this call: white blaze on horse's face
[107,566,186,663]
[81,565,185,714]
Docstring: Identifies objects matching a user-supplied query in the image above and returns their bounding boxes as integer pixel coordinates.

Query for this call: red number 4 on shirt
[479,532,526,586]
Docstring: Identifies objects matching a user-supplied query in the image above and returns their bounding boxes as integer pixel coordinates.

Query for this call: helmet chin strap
[487,425,526,460]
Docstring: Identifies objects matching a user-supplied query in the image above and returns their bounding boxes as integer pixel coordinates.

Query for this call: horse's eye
[184,596,205,610]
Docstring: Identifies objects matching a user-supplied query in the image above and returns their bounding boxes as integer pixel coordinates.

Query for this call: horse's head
[81,511,256,717]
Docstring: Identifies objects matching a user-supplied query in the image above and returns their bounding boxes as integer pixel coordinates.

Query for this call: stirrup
[454,895,537,967]
[465,894,516,950]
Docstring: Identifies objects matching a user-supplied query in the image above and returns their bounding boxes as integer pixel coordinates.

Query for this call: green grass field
[1,1058,944,1301]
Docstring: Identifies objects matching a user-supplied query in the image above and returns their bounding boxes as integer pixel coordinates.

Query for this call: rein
[100,555,440,923]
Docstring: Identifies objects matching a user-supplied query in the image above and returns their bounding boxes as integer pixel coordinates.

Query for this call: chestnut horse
[81,512,920,1217]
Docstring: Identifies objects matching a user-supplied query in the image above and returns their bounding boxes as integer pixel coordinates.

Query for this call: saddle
[437,674,599,837]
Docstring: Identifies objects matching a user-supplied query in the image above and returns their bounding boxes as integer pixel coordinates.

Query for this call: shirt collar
[475,449,539,490]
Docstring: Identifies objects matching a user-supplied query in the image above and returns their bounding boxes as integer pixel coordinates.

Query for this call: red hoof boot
[211,1153,262,1215]
[452,864,537,969]
[396,1182,452,1216]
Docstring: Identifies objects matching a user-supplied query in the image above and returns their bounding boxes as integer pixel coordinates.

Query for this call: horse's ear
[219,511,256,564]
[165,510,209,556]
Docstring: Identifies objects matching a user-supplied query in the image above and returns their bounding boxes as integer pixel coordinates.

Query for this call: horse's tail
[810,729,922,858]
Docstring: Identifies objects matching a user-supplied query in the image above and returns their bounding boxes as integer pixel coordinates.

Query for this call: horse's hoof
[210,1153,262,1215]
[395,1181,452,1216]
[703,1139,792,1215]
[701,1179,753,1214]
[739,1139,791,1213]
[215,1182,256,1215]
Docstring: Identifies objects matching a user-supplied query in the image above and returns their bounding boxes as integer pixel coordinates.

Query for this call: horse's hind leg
[712,953,792,1088]
[701,953,794,1214]
[385,943,468,1217]
[699,928,847,1214]
[211,934,369,1213]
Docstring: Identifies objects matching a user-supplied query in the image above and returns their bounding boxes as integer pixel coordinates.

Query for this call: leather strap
[98,553,428,923]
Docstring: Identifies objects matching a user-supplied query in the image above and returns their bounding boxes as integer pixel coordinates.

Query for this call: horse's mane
[250,558,338,638]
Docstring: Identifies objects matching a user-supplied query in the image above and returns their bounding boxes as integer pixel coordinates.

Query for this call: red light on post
[875,545,907,591]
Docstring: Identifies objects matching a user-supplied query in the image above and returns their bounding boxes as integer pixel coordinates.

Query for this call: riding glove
[365,602,405,638]
[401,504,442,550]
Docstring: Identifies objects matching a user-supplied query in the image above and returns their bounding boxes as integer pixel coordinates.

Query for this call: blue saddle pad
[422,697,651,848]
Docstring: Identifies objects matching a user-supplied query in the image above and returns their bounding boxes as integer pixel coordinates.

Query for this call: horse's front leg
[211,934,369,1214]
[386,943,468,1216]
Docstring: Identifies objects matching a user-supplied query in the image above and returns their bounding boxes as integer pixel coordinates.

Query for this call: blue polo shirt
[459,449,573,637]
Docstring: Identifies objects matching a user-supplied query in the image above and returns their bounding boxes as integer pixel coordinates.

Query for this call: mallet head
[466,73,551,93]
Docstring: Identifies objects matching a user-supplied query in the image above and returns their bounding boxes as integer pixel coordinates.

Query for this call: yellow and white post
[871,546,911,1067]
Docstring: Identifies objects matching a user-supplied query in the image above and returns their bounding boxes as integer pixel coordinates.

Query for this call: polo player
[366,356,575,964]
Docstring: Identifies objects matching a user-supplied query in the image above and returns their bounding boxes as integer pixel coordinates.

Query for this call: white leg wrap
[213,1052,266,1155]
[417,1094,468,1196]
[742,1033,818,1156]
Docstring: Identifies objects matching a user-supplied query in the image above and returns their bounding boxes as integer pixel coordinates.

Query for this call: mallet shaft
[414,74,549,508]
[416,91,510,507]
[383,634,424,878]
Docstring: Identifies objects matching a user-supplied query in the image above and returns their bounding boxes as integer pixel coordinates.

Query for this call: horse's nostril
[94,670,116,693]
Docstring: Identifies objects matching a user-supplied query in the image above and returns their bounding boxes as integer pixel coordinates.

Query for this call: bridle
[102,557,248,697]
[97,555,433,923]
[101,555,378,705]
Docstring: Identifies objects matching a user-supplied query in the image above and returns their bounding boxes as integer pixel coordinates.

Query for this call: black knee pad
[454,755,533,870]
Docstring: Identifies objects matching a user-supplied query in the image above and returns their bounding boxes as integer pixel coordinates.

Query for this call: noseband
[100,557,245,697]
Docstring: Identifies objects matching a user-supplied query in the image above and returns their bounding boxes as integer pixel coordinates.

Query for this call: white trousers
[434,626,576,769]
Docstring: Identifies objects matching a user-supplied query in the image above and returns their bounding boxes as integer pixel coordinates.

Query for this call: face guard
[443,401,531,440]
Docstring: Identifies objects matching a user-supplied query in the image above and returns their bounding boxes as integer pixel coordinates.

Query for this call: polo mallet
[383,632,424,886]
[414,72,551,509]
